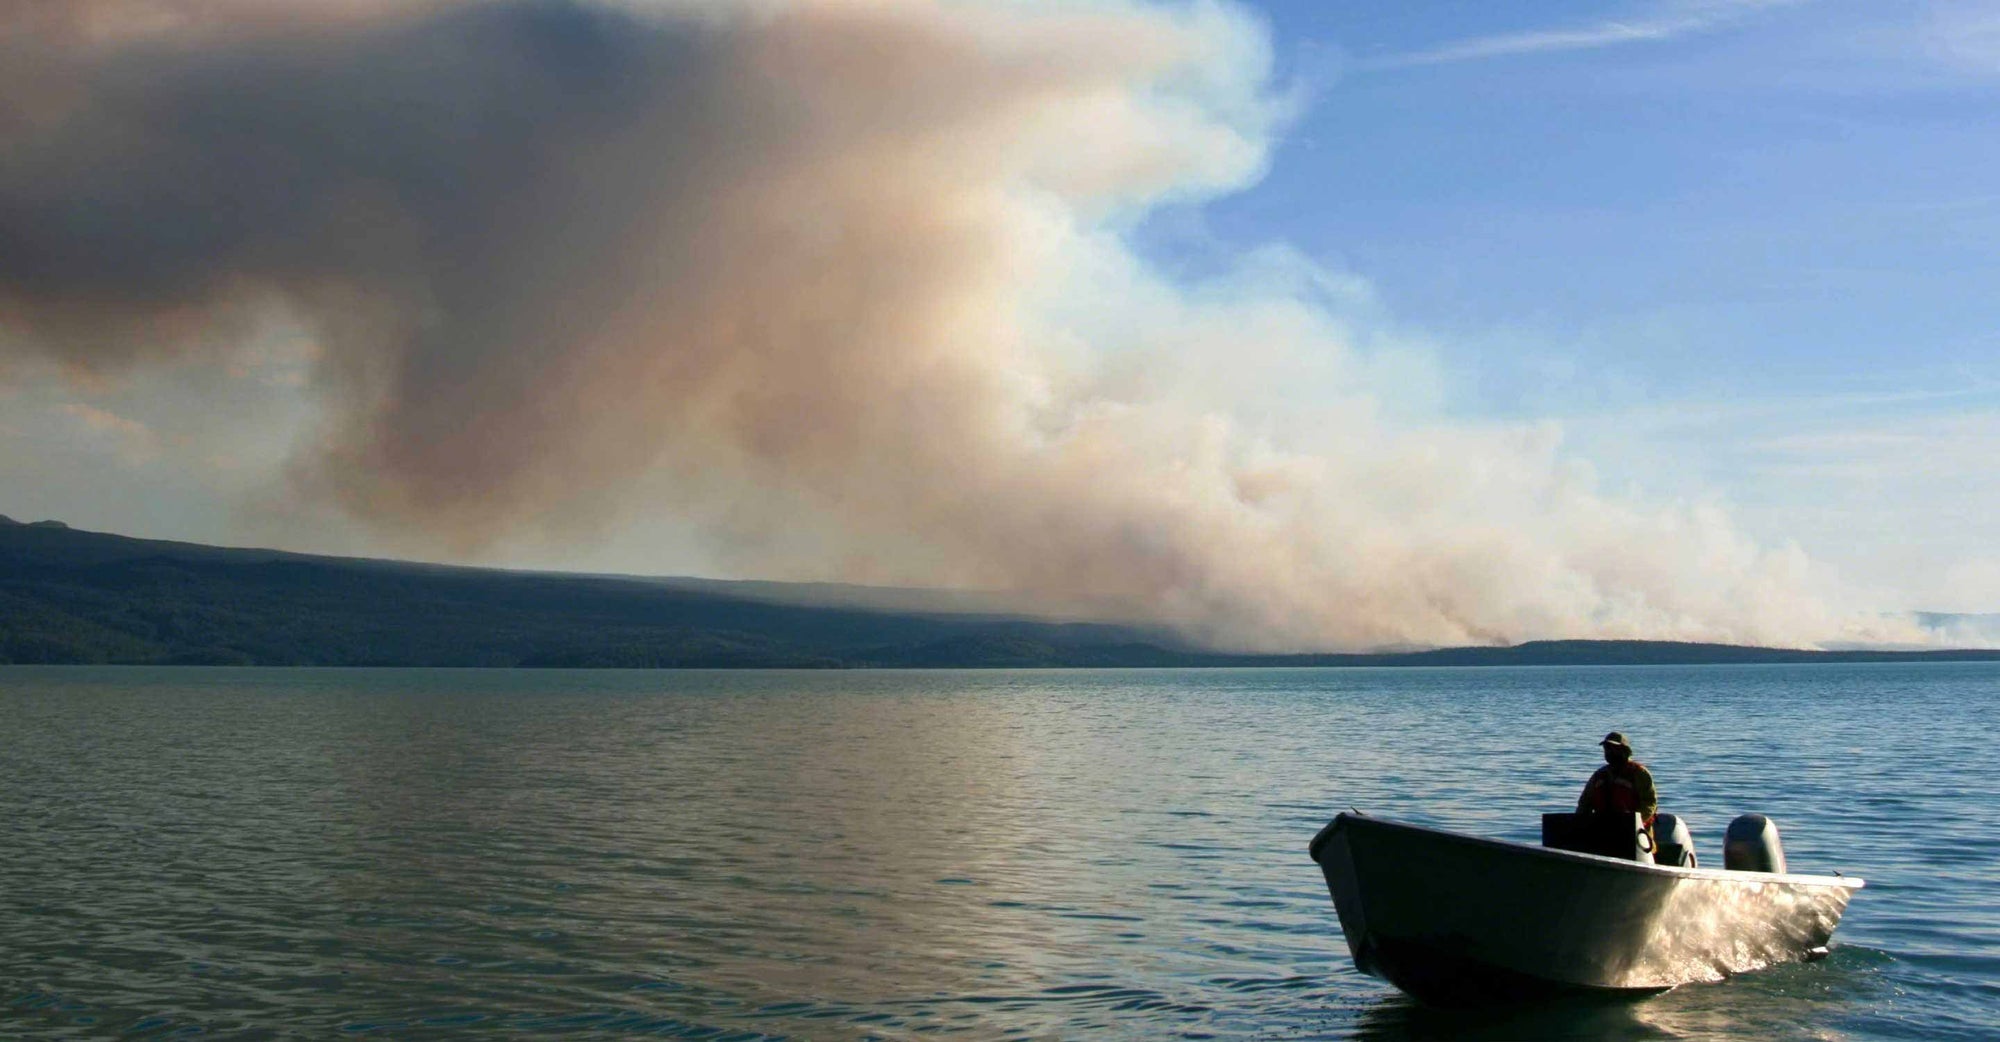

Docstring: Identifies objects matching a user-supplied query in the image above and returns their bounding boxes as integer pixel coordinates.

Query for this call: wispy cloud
[1361,0,1808,70]
[1555,373,2000,441]
[1738,411,2000,480]
[56,402,160,464]
[1924,2,2000,74]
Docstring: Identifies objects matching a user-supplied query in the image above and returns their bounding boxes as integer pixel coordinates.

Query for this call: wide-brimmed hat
[1600,731,1633,751]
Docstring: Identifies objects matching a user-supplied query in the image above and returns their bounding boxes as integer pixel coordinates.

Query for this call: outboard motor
[1724,813,1787,873]
[1653,812,1697,868]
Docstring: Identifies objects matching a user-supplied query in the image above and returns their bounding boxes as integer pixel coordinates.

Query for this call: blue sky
[1136,0,2000,609]
[1184,0,1998,403]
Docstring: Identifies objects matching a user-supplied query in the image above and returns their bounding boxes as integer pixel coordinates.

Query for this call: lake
[2,664,1995,1039]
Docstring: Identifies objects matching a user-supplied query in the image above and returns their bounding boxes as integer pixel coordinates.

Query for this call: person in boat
[1578,731,1658,841]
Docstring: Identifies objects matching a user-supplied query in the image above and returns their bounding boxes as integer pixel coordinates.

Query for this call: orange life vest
[1584,760,1653,824]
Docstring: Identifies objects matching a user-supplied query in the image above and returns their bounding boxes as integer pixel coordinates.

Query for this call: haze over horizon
[2,0,1996,652]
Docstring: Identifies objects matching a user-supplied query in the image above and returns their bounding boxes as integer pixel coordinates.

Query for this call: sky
[1179,0,2000,613]
[1,0,1996,650]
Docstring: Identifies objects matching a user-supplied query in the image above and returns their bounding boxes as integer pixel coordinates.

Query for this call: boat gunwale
[1313,812,1864,890]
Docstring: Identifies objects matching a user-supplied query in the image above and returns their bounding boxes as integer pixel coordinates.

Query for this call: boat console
[1541,811,1655,862]
[1541,811,1737,869]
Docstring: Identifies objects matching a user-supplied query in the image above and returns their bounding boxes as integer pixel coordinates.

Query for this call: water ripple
[1,663,1995,1039]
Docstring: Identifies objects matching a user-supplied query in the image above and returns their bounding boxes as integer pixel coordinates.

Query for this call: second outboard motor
[1653,812,1697,868]
[1724,813,1787,873]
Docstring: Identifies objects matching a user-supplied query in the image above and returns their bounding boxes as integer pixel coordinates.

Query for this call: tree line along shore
[4,517,1996,669]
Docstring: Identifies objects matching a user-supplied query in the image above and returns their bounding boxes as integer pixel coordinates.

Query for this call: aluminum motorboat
[1308,811,1863,1003]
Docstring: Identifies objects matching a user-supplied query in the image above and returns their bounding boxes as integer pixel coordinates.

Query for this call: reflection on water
[1353,993,1673,1041]
[1352,948,1890,1041]
[1,664,1995,1039]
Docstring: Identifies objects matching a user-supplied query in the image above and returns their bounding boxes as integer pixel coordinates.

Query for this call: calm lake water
[2,664,1995,1040]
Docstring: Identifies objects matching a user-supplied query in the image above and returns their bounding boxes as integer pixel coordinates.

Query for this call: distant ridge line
[3,518,1998,668]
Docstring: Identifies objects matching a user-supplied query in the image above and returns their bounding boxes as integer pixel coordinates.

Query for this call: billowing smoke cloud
[0,0,1919,649]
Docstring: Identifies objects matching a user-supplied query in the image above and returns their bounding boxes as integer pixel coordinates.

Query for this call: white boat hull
[1309,813,1862,1003]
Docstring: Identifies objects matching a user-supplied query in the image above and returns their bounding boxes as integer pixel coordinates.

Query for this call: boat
[1308,811,1864,1004]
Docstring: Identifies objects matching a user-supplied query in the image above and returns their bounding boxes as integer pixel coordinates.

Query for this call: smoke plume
[0,0,1911,649]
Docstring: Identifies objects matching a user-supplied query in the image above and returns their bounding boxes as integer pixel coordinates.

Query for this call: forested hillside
[5,518,1997,668]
